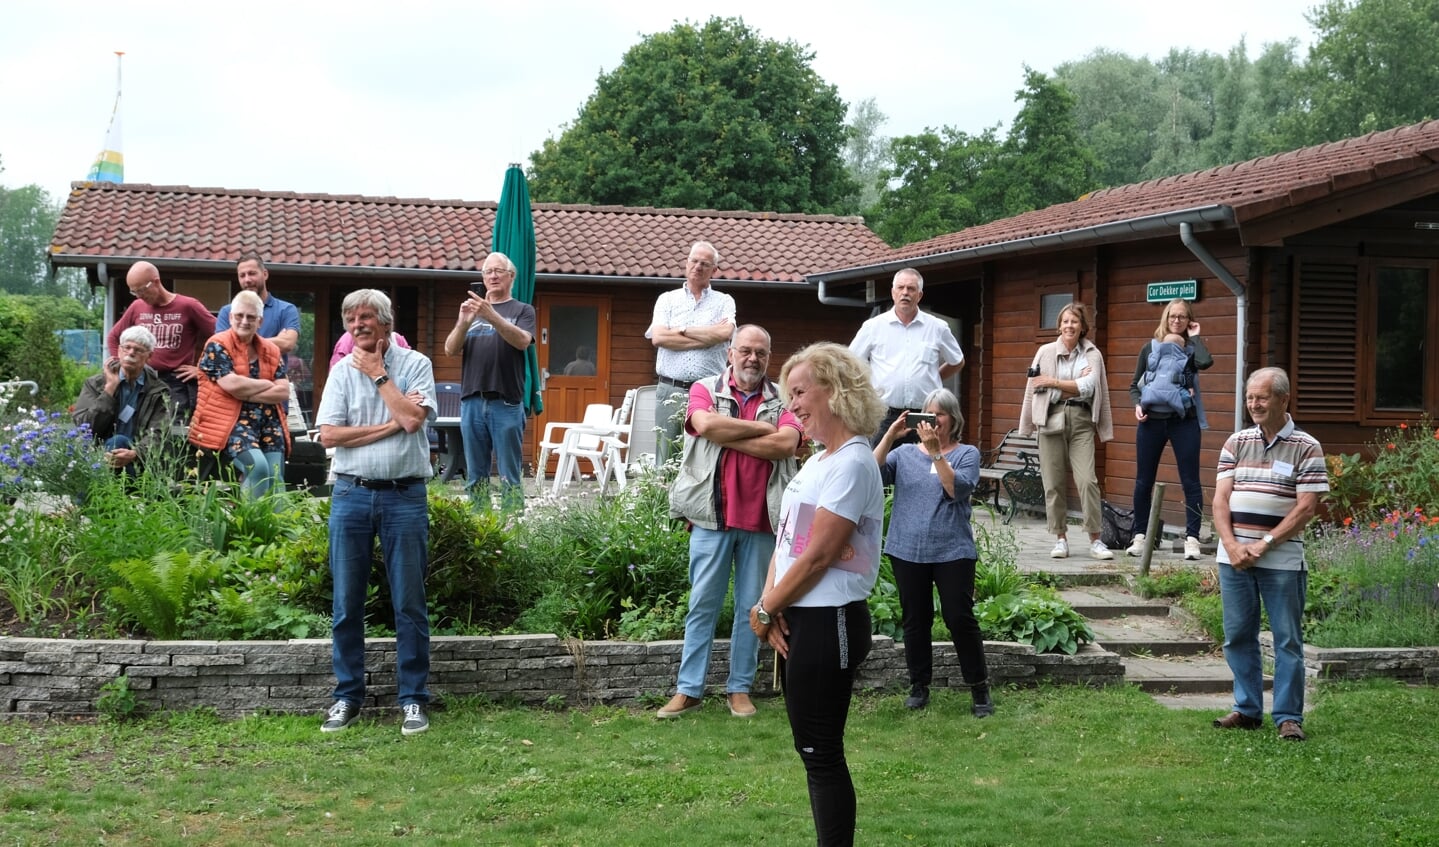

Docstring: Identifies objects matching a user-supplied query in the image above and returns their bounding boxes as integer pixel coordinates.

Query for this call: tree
[528,17,856,214]
[1056,49,1166,190]
[998,69,1098,215]
[842,97,891,213]
[0,157,89,303]
[871,126,1005,245]
[1277,0,1439,147]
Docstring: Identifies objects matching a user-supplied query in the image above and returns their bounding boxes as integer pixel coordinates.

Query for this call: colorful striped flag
[86,52,125,184]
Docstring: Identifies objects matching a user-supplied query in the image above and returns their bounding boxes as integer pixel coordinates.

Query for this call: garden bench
[975,429,1045,524]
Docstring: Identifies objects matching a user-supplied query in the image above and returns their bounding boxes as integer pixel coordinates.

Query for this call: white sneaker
[1126,533,1146,557]
[1050,538,1069,558]
[1184,536,1202,560]
[1090,540,1114,560]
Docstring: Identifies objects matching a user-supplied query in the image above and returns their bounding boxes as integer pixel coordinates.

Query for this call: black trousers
[891,556,989,688]
[781,601,873,847]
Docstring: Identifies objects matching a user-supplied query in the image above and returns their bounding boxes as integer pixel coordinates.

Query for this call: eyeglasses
[231,313,260,323]
[734,347,769,360]
[128,279,157,296]
[688,258,716,270]
[119,344,150,355]
[482,268,513,278]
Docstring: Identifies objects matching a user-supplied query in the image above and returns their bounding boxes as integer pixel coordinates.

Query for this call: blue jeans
[328,477,431,707]
[675,527,772,697]
[461,394,526,511]
[1219,563,1307,726]
[1132,413,1205,538]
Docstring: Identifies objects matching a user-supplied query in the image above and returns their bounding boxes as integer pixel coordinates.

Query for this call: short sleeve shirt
[773,436,885,606]
[460,299,536,403]
[317,345,438,480]
[107,295,216,373]
[647,285,736,382]
[1216,415,1329,571]
[849,308,963,408]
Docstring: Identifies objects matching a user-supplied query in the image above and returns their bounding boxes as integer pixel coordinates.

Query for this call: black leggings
[890,556,989,688]
[781,602,873,847]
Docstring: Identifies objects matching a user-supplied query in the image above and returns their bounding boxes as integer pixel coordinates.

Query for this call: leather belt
[336,473,424,491]
[1063,400,1091,409]
[658,375,697,389]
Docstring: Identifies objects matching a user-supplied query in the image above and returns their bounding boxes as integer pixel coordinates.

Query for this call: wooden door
[535,294,611,472]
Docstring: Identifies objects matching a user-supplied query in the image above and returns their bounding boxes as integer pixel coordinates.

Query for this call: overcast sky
[1,0,1319,206]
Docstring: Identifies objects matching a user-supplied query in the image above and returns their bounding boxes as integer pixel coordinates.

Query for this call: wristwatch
[1262,533,1276,548]
[931,453,945,463]
[754,602,772,626]
[373,374,390,388]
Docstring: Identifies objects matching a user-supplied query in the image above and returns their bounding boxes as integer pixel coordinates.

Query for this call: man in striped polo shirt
[1211,367,1328,742]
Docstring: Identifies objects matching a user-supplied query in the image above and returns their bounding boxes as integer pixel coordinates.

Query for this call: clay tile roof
[879,119,1439,266]
[50,184,892,285]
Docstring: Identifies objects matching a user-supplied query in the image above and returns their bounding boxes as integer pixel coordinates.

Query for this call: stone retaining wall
[1256,635,1439,683]
[0,634,1124,717]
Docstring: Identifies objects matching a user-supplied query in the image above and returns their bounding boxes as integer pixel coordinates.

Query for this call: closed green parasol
[491,163,543,415]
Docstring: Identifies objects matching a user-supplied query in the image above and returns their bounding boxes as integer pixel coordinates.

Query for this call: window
[1295,258,1435,423]
[1040,293,1071,330]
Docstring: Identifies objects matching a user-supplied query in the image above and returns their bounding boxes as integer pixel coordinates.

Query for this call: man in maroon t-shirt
[106,261,216,419]
[658,324,803,720]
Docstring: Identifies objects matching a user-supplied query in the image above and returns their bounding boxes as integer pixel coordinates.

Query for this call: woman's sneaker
[1184,536,1203,560]
[1049,538,1069,558]
[1089,540,1114,560]
[1126,533,1147,556]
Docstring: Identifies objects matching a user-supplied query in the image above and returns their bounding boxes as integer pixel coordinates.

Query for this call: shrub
[509,473,689,639]
[1327,418,1439,520]
[1305,510,1439,647]
[106,550,223,639]
[975,585,1096,655]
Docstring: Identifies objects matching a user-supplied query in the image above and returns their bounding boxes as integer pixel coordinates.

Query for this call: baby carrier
[1137,340,1194,417]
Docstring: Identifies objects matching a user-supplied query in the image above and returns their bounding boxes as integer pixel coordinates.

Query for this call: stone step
[1122,655,1269,695]
[1099,640,1216,657]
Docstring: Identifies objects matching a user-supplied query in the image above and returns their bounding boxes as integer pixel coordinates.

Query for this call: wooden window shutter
[1293,261,1359,420]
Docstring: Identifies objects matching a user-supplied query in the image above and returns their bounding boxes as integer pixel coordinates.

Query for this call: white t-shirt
[773,436,885,607]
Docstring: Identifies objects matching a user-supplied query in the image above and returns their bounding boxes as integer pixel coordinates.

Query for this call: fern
[106,550,221,638]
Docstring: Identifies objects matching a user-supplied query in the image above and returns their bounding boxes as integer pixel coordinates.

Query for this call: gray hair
[922,387,964,442]
[484,252,517,275]
[231,290,264,317]
[1247,366,1291,398]
[118,325,156,352]
[690,241,721,266]
[340,289,395,327]
[894,267,924,291]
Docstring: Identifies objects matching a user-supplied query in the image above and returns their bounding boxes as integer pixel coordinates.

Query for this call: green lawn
[2,681,1435,846]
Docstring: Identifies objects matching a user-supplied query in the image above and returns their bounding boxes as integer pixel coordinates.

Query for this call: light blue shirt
[316,344,437,480]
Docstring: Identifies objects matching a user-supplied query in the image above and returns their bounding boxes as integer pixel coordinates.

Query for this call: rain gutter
[1179,221,1248,433]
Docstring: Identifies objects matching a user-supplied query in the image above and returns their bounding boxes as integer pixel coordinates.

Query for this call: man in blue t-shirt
[443,251,536,512]
[215,252,301,354]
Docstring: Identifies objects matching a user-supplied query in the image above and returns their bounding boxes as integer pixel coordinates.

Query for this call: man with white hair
[849,267,964,445]
[647,241,736,464]
[73,325,174,473]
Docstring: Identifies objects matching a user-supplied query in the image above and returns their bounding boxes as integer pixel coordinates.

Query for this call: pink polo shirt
[686,375,802,534]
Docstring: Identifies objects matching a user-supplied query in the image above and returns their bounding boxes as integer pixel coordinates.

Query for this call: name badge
[118,405,135,424]
[1271,460,1294,478]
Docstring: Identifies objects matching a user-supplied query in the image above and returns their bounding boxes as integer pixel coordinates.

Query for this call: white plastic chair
[536,403,613,495]
[593,388,639,492]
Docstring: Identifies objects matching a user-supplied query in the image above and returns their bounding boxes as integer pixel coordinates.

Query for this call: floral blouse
[198,340,288,459]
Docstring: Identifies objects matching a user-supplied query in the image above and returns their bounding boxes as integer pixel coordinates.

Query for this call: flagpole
[86,51,125,183]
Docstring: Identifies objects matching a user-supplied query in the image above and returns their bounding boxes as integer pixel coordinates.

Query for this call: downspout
[1179,222,1246,433]
[98,262,115,348]
[816,278,869,308]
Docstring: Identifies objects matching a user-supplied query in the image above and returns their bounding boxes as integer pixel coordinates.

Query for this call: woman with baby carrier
[1127,298,1213,560]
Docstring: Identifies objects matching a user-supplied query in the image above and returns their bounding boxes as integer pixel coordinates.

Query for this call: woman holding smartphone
[873,388,992,715]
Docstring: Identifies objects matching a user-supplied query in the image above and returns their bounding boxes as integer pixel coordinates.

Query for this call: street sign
[1147,280,1197,303]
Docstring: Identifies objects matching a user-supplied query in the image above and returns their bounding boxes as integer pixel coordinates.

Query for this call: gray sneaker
[321,700,360,733]
[401,702,429,736]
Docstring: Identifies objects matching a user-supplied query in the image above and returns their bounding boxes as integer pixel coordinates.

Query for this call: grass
[2,682,1436,846]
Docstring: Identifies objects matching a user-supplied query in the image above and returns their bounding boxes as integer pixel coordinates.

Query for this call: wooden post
[1139,482,1166,577]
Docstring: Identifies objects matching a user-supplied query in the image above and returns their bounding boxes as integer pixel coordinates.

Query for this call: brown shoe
[656,693,703,719]
[1212,710,1263,730]
[727,692,757,718]
[1278,720,1307,741]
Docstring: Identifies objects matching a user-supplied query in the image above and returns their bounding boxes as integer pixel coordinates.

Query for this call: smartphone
[469,281,485,296]
[1027,365,1041,378]
[107,358,121,374]
[907,412,937,428]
